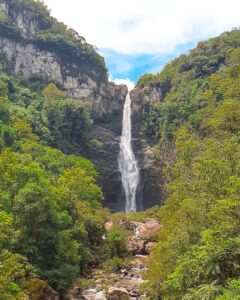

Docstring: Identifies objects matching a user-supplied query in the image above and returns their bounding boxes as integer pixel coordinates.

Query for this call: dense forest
[135,28,240,299]
[0,72,109,298]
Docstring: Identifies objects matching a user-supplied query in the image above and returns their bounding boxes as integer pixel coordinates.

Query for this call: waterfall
[118,92,140,213]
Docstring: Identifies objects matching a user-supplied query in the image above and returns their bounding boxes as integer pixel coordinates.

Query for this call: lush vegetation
[0,70,110,298]
[136,29,240,299]
[137,28,240,143]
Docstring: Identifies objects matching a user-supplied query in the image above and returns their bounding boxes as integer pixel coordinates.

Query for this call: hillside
[130,28,240,299]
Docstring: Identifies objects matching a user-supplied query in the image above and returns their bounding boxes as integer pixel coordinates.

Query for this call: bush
[105,226,129,258]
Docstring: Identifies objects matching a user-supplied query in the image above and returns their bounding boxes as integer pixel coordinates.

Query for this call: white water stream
[118,92,140,212]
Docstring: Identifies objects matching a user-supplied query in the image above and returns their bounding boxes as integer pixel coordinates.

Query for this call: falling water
[118,92,140,213]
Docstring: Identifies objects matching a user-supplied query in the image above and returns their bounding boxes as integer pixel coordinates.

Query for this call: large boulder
[125,219,162,254]
[27,279,59,300]
[125,218,162,241]
[138,218,162,240]
[107,287,130,300]
[126,236,145,255]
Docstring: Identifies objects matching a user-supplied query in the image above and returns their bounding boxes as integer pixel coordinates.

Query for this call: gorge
[1,1,240,299]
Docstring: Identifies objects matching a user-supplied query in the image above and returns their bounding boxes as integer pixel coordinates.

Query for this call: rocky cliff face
[130,87,164,209]
[131,85,162,117]
[0,0,127,119]
[0,36,127,119]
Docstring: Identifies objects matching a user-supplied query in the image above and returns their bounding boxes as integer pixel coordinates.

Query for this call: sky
[43,0,240,84]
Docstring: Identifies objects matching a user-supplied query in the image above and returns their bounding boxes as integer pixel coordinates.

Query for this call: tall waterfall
[118,92,140,213]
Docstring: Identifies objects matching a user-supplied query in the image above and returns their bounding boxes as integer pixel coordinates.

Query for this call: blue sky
[101,41,197,83]
[44,0,240,85]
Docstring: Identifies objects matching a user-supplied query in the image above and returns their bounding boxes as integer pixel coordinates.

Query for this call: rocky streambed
[67,218,161,300]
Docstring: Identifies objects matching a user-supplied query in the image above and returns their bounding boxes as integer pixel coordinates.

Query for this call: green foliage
[137,29,240,143]
[103,256,131,273]
[0,72,106,295]
[141,28,240,300]
[43,84,93,152]
[112,206,160,223]
[105,226,129,259]
[216,278,240,299]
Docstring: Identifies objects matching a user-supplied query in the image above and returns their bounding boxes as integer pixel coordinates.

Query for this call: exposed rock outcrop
[130,85,164,209]
[0,38,127,120]
[131,86,162,117]
[0,0,127,120]
[107,287,130,300]
[125,218,162,254]
[87,124,125,211]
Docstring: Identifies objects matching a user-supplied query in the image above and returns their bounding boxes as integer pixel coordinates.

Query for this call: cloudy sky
[43,0,240,84]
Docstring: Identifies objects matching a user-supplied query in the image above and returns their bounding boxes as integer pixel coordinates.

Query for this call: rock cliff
[130,86,164,209]
[0,0,127,119]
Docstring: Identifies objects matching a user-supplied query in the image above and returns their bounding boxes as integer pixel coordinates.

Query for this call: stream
[78,254,148,300]
[66,217,163,300]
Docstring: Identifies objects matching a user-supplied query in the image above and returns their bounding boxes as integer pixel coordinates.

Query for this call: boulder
[126,236,145,255]
[137,219,162,241]
[145,242,157,254]
[107,287,130,300]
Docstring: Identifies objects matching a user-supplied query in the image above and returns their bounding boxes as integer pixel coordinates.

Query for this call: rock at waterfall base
[107,287,130,300]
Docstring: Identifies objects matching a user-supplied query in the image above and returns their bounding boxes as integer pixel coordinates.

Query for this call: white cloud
[113,78,135,91]
[43,0,240,55]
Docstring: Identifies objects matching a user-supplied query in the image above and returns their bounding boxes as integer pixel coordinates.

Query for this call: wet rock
[120,269,128,275]
[125,219,161,255]
[107,287,130,300]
